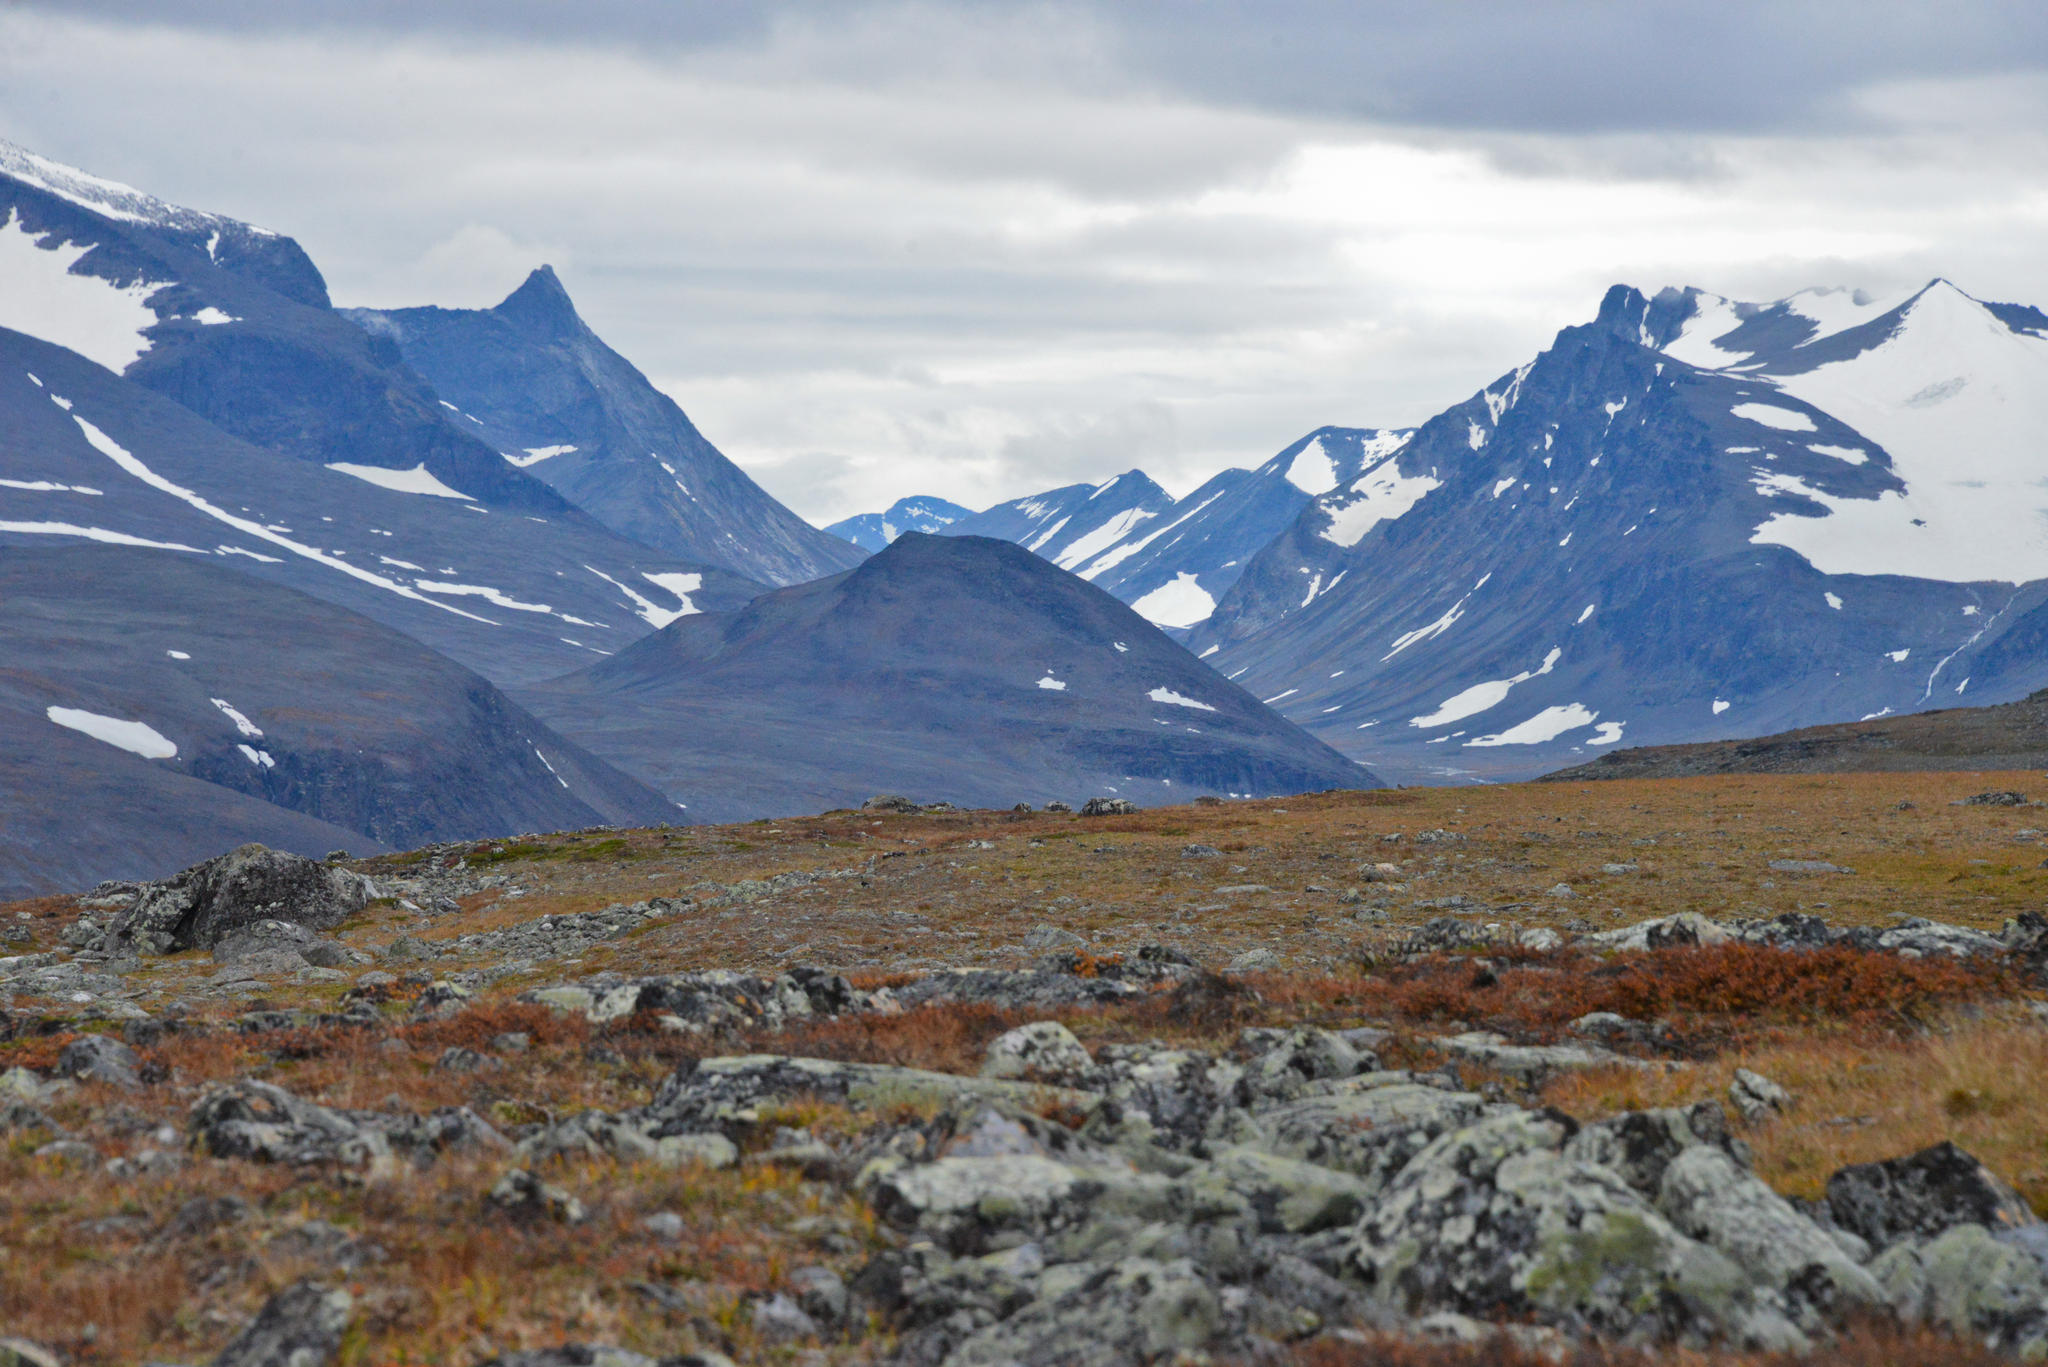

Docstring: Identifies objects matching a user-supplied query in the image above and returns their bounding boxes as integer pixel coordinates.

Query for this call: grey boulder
[108,844,371,955]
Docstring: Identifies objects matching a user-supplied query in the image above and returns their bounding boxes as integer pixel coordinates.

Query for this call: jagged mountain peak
[493,264,585,337]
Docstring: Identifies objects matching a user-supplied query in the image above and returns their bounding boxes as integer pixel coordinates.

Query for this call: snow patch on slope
[1130,572,1216,628]
[47,705,176,759]
[325,463,472,499]
[0,209,162,372]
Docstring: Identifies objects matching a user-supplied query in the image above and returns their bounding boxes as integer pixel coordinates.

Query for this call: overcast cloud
[3,1,2046,521]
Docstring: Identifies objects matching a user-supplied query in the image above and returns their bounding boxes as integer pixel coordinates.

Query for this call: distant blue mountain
[348,268,866,587]
[522,533,1375,820]
[825,494,975,552]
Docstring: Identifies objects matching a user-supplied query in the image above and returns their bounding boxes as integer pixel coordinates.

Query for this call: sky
[3,1,2048,524]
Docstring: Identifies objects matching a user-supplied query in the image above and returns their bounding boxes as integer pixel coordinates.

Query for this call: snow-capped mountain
[825,494,975,552]
[1190,279,2048,783]
[347,268,866,587]
[522,533,1374,821]
[0,142,768,687]
[941,471,1173,579]
[1066,427,1414,628]
[918,430,1409,629]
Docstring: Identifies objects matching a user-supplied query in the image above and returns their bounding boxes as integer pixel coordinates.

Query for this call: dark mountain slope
[0,543,678,898]
[521,533,1374,821]
[347,268,866,586]
[1545,687,2048,782]
[0,327,763,685]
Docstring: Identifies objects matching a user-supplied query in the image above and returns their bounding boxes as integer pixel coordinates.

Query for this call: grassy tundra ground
[4,770,2047,1364]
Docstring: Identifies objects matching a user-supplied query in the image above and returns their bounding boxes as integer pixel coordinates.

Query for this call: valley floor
[5,771,2048,1364]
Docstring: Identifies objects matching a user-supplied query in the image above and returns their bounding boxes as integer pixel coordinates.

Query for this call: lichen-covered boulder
[1353,1110,1802,1347]
[1870,1223,2048,1354]
[981,1021,1093,1083]
[943,1257,1222,1366]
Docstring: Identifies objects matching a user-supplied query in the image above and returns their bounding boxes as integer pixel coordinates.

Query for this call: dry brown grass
[1544,1014,2048,1213]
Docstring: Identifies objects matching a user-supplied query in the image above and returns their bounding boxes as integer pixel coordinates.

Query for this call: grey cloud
[22,0,2048,135]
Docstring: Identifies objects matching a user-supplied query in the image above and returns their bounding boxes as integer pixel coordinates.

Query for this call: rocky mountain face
[522,533,1374,820]
[347,268,866,587]
[1189,280,2048,784]
[824,494,974,552]
[0,543,678,898]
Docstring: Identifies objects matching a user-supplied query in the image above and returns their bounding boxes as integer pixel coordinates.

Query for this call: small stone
[1728,1068,1791,1124]
[491,1032,531,1054]
[1226,947,1279,973]
[750,1291,821,1343]
[437,1046,497,1073]
[1022,924,1087,952]
[33,1139,97,1165]
[654,1133,739,1169]
[1180,844,1222,859]
[487,1168,586,1224]
[1042,800,1073,813]
[1546,882,1577,899]
[640,1211,685,1243]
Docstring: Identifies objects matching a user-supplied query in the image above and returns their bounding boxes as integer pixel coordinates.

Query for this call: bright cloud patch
[47,705,176,759]
[1037,674,1067,691]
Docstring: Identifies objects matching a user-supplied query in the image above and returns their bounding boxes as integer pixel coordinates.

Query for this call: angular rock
[642,1056,1096,1141]
[191,1081,392,1168]
[56,1033,142,1089]
[1826,1142,2037,1251]
[1655,1145,1886,1323]
[210,1280,352,1367]
[478,1350,660,1367]
[1255,1082,1499,1192]
[1080,798,1137,816]
[107,844,371,956]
